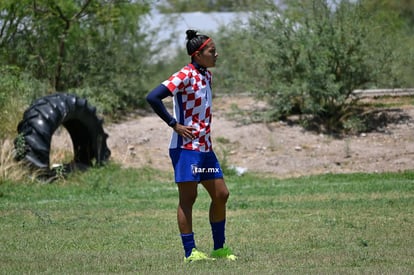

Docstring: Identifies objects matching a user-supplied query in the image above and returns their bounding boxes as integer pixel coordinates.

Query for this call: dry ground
[98,95,414,178]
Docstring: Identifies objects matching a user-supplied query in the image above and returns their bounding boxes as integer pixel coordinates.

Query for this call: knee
[216,189,229,204]
[179,192,198,207]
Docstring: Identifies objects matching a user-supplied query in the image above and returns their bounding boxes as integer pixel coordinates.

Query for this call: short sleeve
[162,68,191,95]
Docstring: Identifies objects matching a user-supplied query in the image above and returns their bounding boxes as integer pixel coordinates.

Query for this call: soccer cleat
[184,249,214,263]
[210,245,237,260]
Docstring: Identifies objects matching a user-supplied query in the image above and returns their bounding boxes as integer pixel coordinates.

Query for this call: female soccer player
[146,29,236,263]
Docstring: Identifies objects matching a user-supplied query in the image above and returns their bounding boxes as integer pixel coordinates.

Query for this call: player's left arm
[146,84,177,127]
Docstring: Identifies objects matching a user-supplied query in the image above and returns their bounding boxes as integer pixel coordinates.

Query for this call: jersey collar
[190,61,207,75]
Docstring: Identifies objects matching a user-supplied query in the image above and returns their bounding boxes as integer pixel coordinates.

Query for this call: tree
[362,0,414,31]
[234,0,410,132]
[0,0,153,114]
[360,0,414,87]
[156,0,269,12]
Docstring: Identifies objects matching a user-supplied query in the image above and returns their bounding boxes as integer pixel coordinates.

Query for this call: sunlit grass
[0,166,413,274]
[0,139,35,184]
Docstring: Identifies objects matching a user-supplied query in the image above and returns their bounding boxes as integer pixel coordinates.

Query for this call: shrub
[0,66,49,139]
[0,139,34,184]
[215,0,412,132]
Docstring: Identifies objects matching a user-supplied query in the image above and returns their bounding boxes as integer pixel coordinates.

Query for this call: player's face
[196,40,218,68]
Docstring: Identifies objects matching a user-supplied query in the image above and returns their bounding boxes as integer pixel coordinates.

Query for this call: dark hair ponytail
[186,29,210,56]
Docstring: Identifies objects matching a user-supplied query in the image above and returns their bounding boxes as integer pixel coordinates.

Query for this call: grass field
[0,164,413,274]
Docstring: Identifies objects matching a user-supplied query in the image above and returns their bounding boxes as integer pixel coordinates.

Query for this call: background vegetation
[214,0,414,132]
[0,0,153,125]
[1,0,413,137]
[156,0,269,12]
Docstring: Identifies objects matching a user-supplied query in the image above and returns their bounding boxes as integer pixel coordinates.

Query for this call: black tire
[14,93,111,172]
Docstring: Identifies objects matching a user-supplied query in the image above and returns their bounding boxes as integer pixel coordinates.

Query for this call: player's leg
[177,181,198,234]
[201,178,229,223]
[200,149,236,260]
[178,181,213,262]
[201,178,236,260]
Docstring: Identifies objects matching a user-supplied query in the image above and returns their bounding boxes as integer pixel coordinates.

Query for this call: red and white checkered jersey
[162,63,213,152]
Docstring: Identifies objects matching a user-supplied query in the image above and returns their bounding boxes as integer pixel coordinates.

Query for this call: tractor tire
[15,93,111,173]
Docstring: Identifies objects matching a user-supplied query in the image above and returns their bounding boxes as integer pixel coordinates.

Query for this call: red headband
[190,38,211,57]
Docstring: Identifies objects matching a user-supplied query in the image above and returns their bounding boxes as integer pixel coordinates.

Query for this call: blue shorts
[169,149,224,183]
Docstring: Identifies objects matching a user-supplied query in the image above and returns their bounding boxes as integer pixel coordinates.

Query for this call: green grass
[1,164,413,274]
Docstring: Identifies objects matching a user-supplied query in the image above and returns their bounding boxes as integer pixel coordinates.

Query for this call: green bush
[0,66,49,138]
[0,0,153,119]
[215,0,413,132]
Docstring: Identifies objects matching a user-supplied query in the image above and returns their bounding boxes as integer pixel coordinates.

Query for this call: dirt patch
[53,96,414,178]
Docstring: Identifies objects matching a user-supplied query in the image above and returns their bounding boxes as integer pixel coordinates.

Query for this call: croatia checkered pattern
[162,64,213,152]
